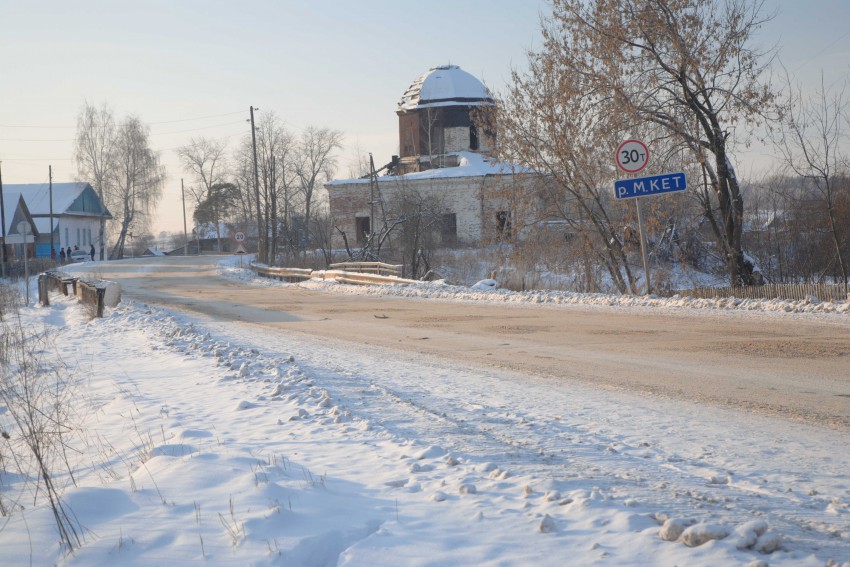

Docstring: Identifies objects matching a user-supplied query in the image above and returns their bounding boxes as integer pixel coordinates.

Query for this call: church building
[327,65,540,249]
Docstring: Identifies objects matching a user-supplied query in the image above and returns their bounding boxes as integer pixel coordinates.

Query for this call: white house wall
[58,216,100,251]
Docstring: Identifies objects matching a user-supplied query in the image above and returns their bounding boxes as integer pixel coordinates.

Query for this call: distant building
[2,182,112,258]
[141,247,167,257]
[327,65,541,249]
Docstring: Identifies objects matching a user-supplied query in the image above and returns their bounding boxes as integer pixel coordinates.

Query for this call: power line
[160,132,241,152]
[0,137,72,142]
[152,120,246,136]
[0,119,247,142]
[0,109,245,130]
[149,110,245,125]
[0,157,73,161]
[791,29,850,74]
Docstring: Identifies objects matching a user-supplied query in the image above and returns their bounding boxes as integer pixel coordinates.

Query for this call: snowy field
[1,264,849,566]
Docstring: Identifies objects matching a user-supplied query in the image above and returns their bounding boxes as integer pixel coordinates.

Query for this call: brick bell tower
[395,65,496,174]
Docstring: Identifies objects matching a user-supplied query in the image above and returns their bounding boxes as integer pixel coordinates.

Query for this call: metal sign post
[634,199,651,295]
[17,221,31,305]
[614,140,687,295]
[233,230,246,268]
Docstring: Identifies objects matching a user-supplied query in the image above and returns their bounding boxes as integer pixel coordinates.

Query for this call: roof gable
[1,192,37,236]
[2,182,112,218]
[68,184,110,215]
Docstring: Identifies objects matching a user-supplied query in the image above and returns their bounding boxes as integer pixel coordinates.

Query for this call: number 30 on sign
[616,140,649,174]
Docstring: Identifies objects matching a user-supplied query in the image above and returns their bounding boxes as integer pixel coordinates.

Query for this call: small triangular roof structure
[142,247,166,257]
[1,191,39,243]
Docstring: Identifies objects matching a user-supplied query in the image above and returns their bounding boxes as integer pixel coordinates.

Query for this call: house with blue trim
[2,182,112,259]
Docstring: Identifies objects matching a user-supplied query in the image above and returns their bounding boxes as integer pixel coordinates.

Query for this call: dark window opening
[355,216,371,245]
[441,213,457,244]
[469,125,479,151]
[496,211,512,240]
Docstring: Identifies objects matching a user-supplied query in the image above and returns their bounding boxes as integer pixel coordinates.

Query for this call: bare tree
[540,0,778,286]
[256,114,296,264]
[775,75,849,292]
[386,187,446,279]
[177,137,228,252]
[496,41,641,293]
[107,117,165,260]
[73,102,116,260]
[230,114,297,264]
[230,145,258,230]
[294,127,343,250]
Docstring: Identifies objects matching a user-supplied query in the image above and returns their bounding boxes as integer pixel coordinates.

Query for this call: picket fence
[671,283,849,302]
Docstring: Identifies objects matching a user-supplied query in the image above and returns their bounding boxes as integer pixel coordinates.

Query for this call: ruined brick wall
[327,182,373,249]
[327,173,544,250]
[398,112,420,158]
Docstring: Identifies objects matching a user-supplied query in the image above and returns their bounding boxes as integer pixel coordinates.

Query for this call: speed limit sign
[234,231,246,242]
[616,140,649,173]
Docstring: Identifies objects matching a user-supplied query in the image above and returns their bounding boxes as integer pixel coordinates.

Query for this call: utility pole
[181,178,188,256]
[0,160,6,278]
[49,165,55,264]
[250,106,262,263]
[369,153,376,240]
[270,155,277,262]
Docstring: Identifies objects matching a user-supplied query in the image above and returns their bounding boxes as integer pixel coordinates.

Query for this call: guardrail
[38,271,121,317]
[328,272,419,286]
[249,264,314,282]
[672,283,849,302]
[328,262,403,277]
[250,263,418,286]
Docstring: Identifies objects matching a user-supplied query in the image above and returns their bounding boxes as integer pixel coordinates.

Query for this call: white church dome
[398,65,494,111]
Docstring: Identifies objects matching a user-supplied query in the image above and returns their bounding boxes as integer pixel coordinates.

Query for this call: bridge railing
[38,271,121,317]
[328,262,403,277]
[249,263,417,286]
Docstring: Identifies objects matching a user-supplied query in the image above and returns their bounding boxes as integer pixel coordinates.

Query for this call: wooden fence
[671,283,849,302]
[3,258,56,281]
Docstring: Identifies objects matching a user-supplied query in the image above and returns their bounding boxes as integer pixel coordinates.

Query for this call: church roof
[398,65,494,111]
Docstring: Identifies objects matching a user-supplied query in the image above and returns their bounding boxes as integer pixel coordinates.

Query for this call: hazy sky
[1,0,848,234]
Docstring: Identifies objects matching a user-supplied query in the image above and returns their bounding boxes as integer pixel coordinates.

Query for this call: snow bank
[219,262,850,317]
[2,270,848,566]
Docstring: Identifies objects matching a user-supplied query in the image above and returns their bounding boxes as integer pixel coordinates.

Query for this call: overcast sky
[1,0,848,235]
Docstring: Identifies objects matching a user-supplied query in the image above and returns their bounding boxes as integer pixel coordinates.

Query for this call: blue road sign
[614,172,687,200]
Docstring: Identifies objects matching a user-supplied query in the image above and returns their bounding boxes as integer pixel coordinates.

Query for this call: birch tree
[73,102,116,260]
[107,117,165,259]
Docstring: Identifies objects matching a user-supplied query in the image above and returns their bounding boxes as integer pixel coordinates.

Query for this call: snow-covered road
[89,255,850,429]
[1,257,847,566]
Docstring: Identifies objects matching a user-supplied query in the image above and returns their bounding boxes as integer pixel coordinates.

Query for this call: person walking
[90,244,95,261]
